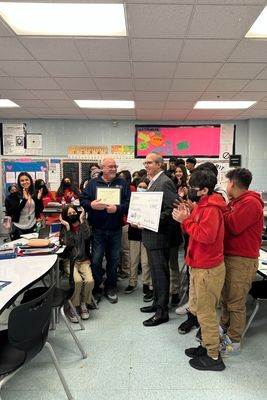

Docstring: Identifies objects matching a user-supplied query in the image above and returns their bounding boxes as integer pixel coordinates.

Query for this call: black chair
[0,284,74,400]
[21,252,87,359]
[242,280,267,339]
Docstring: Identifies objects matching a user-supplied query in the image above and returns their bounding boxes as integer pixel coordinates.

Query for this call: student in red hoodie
[220,168,264,356]
[172,169,226,372]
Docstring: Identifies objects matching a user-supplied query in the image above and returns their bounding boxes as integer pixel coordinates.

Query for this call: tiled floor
[1,276,267,400]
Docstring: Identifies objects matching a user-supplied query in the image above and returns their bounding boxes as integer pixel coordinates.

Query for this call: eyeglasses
[143,161,154,166]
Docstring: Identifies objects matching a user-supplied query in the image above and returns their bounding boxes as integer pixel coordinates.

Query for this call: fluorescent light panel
[246,7,267,38]
[0,2,126,36]
[0,99,19,108]
[75,100,135,109]
[194,101,256,110]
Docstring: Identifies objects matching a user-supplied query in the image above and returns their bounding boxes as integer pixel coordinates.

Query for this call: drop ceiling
[1,0,267,121]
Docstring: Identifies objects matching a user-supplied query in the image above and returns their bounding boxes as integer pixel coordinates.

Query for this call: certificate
[96,187,121,205]
[127,192,163,232]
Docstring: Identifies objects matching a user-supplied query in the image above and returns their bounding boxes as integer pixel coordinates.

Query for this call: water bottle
[61,197,66,209]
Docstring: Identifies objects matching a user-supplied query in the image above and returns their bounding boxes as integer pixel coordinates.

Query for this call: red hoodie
[182,193,226,269]
[224,191,264,258]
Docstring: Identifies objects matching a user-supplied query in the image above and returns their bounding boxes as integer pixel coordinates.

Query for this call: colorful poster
[111,145,134,154]
[135,125,221,157]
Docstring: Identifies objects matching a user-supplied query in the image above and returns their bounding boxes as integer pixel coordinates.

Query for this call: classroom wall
[0,117,266,192]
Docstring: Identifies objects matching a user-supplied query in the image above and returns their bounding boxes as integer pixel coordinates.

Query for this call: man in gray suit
[141,152,177,326]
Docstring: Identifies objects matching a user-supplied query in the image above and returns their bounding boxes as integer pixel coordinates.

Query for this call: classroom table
[0,254,57,313]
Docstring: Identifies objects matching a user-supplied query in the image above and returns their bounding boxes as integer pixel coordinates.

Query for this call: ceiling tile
[167,92,202,101]
[65,91,102,100]
[253,66,267,79]
[32,90,69,100]
[55,77,97,90]
[0,20,14,36]
[0,38,33,60]
[20,38,81,61]
[0,89,37,100]
[135,101,165,109]
[197,0,267,4]
[206,79,249,91]
[100,91,134,100]
[171,79,210,91]
[131,39,183,61]
[0,77,24,90]
[134,78,171,91]
[0,61,48,77]
[229,39,267,62]
[161,110,189,119]
[217,63,266,79]
[241,80,267,91]
[232,92,266,101]
[165,101,196,109]
[76,38,130,61]
[188,5,263,39]
[249,102,267,109]
[40,61,89,77]
[174,62,221,78]
[180,39,238,62]
[15,77,60,90]
[127,4,193,38]
[86,62,131,78]
[133,62,176,78]
[94,78,133,91]
[200,91,236,100]
[134,92,168,101]
[15,99,48,108]
[43,100,76,108]
[185,110,216,120]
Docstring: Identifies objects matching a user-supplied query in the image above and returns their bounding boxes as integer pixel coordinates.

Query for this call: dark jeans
[92,228,122,293]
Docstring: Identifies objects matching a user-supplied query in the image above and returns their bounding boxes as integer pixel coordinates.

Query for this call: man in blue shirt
[80,158,130,304]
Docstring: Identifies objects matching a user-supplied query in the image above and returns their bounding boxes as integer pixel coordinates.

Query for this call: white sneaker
[220,334,241,356]
[175,302,189,316]
[66,308,79,323]
[80,302,90,320]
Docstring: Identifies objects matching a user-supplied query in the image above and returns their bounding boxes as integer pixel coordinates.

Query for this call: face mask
[137,187,147,192]
[67,214,79,224]
[64,181,71,187]
[188,188,201,203]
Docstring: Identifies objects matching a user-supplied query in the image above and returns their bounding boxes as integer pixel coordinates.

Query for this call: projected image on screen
[135,125,221,158]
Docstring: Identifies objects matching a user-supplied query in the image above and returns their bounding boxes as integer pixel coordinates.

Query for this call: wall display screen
[135,125,221,158]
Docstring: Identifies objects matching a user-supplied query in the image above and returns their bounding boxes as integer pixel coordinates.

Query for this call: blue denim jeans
[92,228,122,293]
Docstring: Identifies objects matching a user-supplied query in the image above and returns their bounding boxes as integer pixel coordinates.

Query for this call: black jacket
[60,221,92,262]
[5,192,43,223]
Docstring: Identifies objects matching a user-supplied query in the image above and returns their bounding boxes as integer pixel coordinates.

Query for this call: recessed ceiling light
[0,99,20,108]
[74,100,135,109]
[245,7,267,38]
[0,2,126,36]
[194,101,256,109]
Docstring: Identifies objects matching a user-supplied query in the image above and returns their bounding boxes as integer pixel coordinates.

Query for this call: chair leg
[68,300,85,330]
[242,299,260,339]
[91,294,99,310]
[45,342,74,400]
[60,306,87,359]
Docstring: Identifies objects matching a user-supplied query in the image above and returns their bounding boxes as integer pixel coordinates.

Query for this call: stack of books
[0,244,17,260]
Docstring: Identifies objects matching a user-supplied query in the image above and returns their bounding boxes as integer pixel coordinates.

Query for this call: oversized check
[127,191,163,232]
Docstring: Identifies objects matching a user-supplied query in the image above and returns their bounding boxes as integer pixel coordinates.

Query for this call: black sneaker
[124,285,137,294]
[196,327,202,342]
[189,354,226,371]
[171,293,180,307]
[185,345,207,358]
[143,290,154,302]
[105,289,118,304]
[177,311,199,334]
[143,284,149,295]
[117,271,128,281]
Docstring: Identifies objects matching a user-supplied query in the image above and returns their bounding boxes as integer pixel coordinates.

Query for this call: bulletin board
[2,159,48,198]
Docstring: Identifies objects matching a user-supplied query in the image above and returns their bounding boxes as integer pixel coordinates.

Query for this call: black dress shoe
[140,305,157,313]
[143,314,169,327]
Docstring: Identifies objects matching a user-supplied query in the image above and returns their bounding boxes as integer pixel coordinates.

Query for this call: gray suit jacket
[142,172,177,250]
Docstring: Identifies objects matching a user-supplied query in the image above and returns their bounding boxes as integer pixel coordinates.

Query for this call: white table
[0,254,57,313]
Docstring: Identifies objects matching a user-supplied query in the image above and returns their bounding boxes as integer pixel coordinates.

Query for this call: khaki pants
[189,263,225,358]
[129,240,151,287]
[169,247,179,295]
[64,259,94,307]
[120,225,130,275]
[220,255,258,342]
